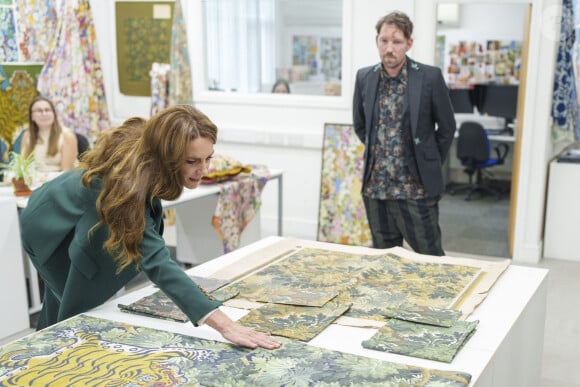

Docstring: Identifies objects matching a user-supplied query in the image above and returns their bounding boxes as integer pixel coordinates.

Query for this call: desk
[82,236,548,386]
[543,160,580,261]
[0,186,42,315]
[447,130,515,185]
[0,197,29,340]
[161,169,283,265]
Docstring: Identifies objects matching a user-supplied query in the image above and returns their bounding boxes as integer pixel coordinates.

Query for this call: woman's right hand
[204,308,282,350]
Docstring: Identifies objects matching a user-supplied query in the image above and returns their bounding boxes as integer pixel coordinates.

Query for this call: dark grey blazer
[353,57,456,197]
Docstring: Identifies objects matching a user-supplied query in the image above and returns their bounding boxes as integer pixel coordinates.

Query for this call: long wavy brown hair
[80,105,218,271]
[25,96,63,157]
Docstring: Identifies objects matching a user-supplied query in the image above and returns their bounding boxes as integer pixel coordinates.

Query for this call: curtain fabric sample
[149,62,170,116]
[318,123,372,246]
[169,0,193,105]
[212,165,271,253]
[552,0,580,141]
[0,7,18,61]
[118,276,234,322]
[14,0,58,62]
[118,290,190,322]
[0,314,472,386]
[362,318,479,363]
[37,0,109,141]
[379,304,462,328]
[237,296,352,341]
[251,288,338,307]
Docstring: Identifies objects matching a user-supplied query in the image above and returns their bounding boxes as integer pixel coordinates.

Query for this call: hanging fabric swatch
[552,0,580,141]
[0,5,18,61]
[169,0,193,105]
[149,62,171,116]
[14,0,58,62]
[37,0,109,142]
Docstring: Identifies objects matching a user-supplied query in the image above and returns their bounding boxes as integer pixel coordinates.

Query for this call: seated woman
[271,79,291,94]
[21,96,77,173]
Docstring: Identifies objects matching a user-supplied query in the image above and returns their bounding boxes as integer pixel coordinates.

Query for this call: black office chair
[449,121,509,201]
[75,132,90,159]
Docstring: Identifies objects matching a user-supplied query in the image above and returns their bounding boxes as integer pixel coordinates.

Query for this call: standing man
[353,11,456,256]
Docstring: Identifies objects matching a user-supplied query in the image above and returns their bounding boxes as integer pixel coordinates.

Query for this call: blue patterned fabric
[552,0,580,140]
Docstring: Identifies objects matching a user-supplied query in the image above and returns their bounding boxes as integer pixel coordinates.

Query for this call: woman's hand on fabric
[205,309,282,350]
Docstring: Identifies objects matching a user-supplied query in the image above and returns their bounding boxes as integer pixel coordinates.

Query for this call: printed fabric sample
[14,0,58,62]
[252,288,338,307]
[37,0,110,141]
[169,0,193,105]
[0,314,472,386]
[237,296,352,341]
[221,247,481,323]
[318,123,373,246]
[378,304,462,328]
[362,318,479,363]
[149,62,170,116]
[0,7,18,61]
[212,164,271,253]
[118,290,189,322]
[118,277,234,322]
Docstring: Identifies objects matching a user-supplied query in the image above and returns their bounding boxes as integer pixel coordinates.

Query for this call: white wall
[91,0,559,263]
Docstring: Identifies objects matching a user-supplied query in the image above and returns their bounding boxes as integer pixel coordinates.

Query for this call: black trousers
[363,195,444,256]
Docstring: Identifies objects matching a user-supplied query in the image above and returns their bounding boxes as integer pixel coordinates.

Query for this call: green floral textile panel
[237,295,352,341]
[118,276,236,322]
[0,314,472,386]
[246,288,338,306]
[224,247,482,322]
[362,318,480,363]
[379,304,462,328]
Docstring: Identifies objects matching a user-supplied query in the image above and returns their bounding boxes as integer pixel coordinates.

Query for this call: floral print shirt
[365,65,426,200]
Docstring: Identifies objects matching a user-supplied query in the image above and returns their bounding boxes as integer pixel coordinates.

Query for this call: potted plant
[3,151,35,196]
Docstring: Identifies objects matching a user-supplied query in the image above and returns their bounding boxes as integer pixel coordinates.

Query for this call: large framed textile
[317,123,372,246]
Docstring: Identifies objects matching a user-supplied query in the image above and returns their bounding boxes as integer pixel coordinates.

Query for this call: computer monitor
[473,84,518,134]
[448,88,475,114]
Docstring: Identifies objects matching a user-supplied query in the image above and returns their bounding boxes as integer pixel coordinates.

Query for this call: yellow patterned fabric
[202,153,252,184]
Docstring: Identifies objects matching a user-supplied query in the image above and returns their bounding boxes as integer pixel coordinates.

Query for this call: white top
[34,129,66,173]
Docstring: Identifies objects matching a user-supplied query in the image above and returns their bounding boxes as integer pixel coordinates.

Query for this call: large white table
[86,236,548,387]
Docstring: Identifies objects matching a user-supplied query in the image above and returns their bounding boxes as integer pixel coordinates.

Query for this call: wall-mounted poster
[115,1,174,96]
[319,36,341,80]
[318,123,372,247]
[292,35,318,76]
[444,39,522,87]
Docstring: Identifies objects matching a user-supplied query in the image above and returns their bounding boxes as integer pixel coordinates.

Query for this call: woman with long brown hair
[21,95,77,172]
[20,105,281,350]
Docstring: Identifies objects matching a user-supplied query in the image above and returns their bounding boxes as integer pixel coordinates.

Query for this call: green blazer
[20,169,221,329]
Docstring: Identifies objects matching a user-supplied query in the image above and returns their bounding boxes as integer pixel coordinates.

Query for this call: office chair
[75,132,90,159]
[449,121,509,200]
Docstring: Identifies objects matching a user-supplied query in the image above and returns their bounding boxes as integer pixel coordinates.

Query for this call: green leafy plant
[4,151,36,186]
